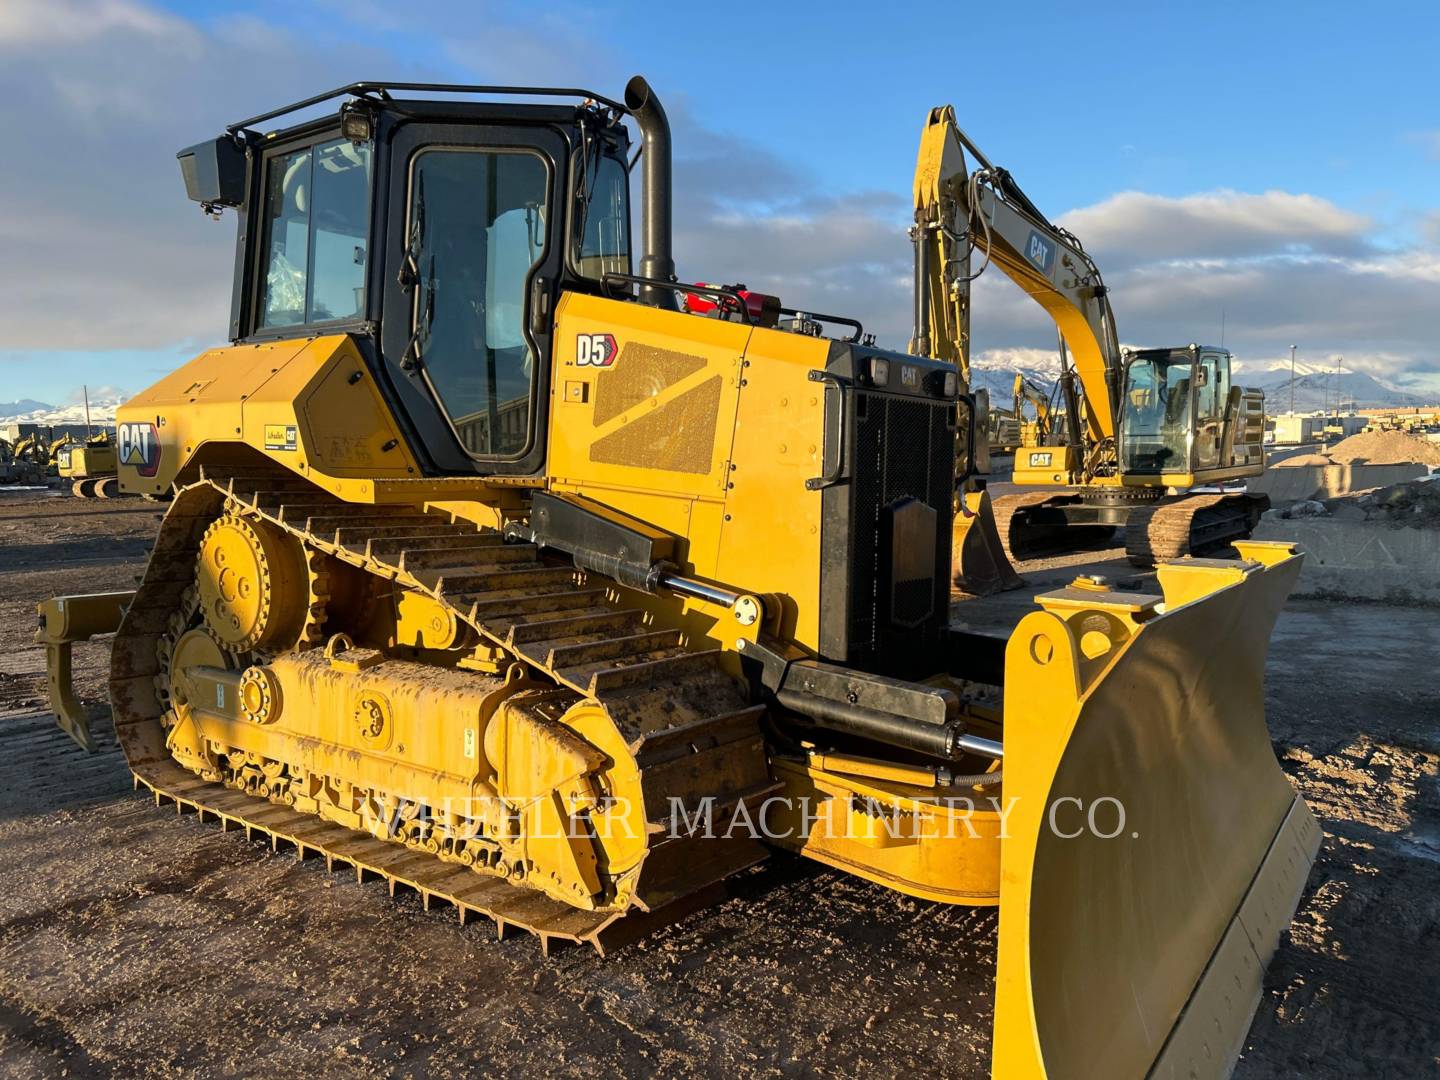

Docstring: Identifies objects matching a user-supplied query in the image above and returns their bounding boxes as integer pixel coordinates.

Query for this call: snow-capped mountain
[970,351,1434,412]
[1233,363,1427,411]
[0,399,52,420]
[2,394,126,427]
[970,348,1065,407]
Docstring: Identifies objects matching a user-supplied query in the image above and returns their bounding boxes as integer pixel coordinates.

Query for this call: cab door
[1192,351,1227,470]
[379,121,567,477]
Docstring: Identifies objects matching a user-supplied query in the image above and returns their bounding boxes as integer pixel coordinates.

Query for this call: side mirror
[177,135,247,210]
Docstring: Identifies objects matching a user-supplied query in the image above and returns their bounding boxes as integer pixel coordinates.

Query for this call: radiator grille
[828,388,953,670]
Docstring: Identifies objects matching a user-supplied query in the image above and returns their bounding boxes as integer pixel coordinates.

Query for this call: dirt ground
[1,488,1438,1077]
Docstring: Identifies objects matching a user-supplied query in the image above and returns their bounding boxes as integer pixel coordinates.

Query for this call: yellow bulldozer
[38,78,1317,1078]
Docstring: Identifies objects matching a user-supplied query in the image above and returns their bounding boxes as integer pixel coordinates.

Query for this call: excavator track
[71,476,122,499]
[990,491,1113,561]
[990,491,1066,561]
[1123,491,1270,566]
[108,469,775,954]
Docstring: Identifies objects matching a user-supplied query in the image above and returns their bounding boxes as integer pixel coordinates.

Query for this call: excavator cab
[1118,345,1264,484]
[1119,346,1205,473]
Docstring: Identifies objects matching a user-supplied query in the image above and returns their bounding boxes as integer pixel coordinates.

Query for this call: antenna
[83,385,92,439]
[1219,308,1226,348]
[1296,344,1307,417]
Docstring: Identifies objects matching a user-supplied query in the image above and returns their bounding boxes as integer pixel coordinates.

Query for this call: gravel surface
[1,488,1438,1077]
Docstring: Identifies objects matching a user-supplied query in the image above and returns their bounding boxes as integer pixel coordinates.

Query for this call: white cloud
[0,1,396,352]
[1058,189,1371,266]
[0,0,190,47]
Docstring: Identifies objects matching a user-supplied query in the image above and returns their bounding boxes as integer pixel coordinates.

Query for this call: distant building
[1,422,112,445]
[1268,413,1364,445]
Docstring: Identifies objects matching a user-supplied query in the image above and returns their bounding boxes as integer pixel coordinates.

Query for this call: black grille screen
[821,386,954,674]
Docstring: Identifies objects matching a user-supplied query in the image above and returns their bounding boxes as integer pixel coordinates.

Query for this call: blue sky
[4,0,1439,405]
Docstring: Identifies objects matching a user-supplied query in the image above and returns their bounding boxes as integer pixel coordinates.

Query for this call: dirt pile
[1326,430,1440,466]
[1274,453,1332,468]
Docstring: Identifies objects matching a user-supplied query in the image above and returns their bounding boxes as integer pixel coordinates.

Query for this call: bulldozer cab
[188,85,635,480]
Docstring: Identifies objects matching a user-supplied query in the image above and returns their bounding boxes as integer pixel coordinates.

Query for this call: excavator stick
[952,488,1024,596]
[35,591,134,752]
[991,540,1318,1078]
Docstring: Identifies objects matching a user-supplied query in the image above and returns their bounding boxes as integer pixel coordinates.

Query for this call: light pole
[1289,344,1296,415]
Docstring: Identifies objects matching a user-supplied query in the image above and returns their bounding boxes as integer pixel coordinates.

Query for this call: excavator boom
[912,107,1270,562]
[912,106,1119,450]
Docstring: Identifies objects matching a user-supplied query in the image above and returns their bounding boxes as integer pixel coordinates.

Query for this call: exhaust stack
[624,75,677,310]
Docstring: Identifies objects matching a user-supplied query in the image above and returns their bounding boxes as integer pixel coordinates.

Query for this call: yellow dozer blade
[992,540,1319,1077]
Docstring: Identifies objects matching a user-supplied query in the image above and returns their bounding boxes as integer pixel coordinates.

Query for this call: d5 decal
[576,332,618,368]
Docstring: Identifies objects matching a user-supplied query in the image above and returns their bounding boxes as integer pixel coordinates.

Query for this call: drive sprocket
[195,512,309,651]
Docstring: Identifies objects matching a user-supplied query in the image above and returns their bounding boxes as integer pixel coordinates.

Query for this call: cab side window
[573,152,630,281]
[1196,354,1220,420]
[258,138,372,329]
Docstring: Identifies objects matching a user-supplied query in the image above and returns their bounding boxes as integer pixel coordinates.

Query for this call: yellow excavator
[37,78,1317,1078]
[3,433,49,485]
[910,107,1270,565]
[1013,373,1055,447]
[986,374,1056,456]
[57,430,122,497]
[47,432,74,473]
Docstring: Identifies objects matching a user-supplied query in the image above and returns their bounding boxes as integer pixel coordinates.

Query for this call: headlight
[868,357,890,387]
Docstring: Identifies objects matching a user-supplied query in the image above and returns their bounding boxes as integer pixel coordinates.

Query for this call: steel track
[108,469,774,953]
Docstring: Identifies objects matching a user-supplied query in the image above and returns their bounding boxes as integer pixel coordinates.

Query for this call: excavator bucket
[991,540,1319,1078]
[953,488,1024,595]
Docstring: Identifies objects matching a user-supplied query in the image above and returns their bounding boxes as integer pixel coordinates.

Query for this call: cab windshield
[1120,352,1194,473]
